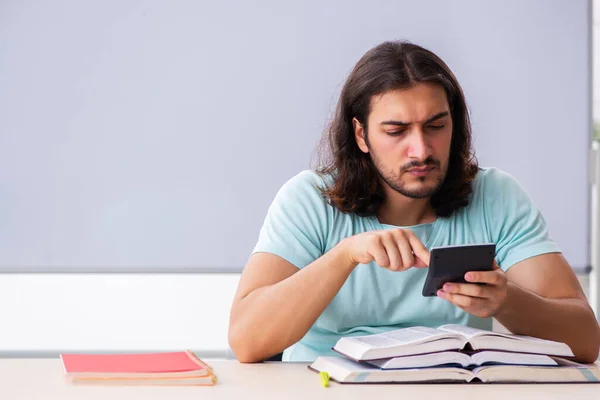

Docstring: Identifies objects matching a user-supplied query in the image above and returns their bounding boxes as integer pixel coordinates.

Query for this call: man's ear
[353,118,369,153]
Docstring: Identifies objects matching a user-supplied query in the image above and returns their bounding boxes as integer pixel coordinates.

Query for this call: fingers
[377,233,416,270]
[405,230,430,266]
[368,237,390,269]
[438,262,507,319]
[413,257,428,268]
[437,289,501,318]
[465,269,506,286]
[441,282,490,298]
[380,235,403,270]
[393,230,416,269]
[437,291,487,309]
[365,229,430,271]
[385,229,428,270]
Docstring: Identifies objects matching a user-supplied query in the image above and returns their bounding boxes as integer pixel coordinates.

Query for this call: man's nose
[407,131,432,160]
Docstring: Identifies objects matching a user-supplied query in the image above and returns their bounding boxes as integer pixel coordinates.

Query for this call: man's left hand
[437,262,508,318]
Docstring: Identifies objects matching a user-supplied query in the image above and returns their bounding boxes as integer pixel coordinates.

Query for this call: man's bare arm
[228,243,357,363]
[495,253,600,363]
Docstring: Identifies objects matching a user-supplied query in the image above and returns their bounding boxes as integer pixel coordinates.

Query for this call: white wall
[594,0,600,121]
[0,274,239,355]
[590,0,600,317]
[1,273,591,355]
[0,0,592,271]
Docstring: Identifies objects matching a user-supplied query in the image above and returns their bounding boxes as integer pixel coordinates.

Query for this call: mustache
[402,158,440,171]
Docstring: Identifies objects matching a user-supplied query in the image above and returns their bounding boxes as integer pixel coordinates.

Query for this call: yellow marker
[319,371,330,387]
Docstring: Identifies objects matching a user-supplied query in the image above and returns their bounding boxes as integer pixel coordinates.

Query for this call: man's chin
[402,189,437,199]
[395,183,439,199]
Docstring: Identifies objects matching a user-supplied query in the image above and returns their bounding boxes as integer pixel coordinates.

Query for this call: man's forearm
[229,240,357,363]
[495,282,600,363]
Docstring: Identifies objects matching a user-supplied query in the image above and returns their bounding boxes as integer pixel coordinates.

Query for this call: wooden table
[3,358,600,399]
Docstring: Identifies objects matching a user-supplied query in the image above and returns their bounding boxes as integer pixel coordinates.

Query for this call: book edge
[184,349,214,373]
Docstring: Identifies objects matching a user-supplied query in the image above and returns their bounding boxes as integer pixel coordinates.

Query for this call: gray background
[0,0,591,271]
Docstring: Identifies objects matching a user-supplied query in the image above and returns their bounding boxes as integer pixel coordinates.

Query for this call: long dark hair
[315,41,478,218]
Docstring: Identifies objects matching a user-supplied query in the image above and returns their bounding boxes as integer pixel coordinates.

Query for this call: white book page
[472,351,557,366]
[351,327,448,347]
[439,324,567,345]
[472,364,600,383]
[437,326,573,357]
[315,356,380,373]
[369,351,472,369]
[506,333,569,344]
[438,324,492,339]
[312,357,474,383]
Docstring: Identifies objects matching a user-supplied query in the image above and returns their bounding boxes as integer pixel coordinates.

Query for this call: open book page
[368,350,557,370]
[438,325,574,357]
[473,362,600,383]
[351,326,448,347]
[333,327,465,360]
[438,324,506,339]
[367,351,472,369]
[440,324,567,344]
[309,356,472,383]
[471,351,557,367]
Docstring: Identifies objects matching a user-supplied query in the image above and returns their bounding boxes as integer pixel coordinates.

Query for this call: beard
[370,152,447,199]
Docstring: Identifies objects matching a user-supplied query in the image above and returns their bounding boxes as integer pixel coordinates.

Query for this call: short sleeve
[252,170,330,269]
[479,168,561,271]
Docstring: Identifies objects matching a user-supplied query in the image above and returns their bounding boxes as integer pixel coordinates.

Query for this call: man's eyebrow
[380,111,449,127]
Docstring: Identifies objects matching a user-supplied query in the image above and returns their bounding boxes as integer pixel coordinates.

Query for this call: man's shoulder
[276,169,332,206]
[285,169,325,184]
[281,169,328,192]
[473,167,521,195]
[465,167,530,217]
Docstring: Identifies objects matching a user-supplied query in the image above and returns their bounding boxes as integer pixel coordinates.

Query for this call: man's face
[354,83,453,199]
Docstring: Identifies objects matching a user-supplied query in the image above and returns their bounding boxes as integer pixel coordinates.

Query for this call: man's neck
[377,187,436,227]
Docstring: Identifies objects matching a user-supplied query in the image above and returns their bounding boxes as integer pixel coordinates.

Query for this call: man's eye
[387,130,406,136]
[429,124,445,130]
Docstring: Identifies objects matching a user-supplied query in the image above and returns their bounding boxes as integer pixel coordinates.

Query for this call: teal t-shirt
[252,168,560,362]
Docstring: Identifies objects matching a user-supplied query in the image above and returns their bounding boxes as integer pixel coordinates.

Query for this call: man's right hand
[342,229,430,271]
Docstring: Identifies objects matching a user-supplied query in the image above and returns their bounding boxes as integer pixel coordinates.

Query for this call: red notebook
[60,350,214,382]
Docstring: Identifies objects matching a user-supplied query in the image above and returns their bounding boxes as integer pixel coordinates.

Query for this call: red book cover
[61,350,210,377]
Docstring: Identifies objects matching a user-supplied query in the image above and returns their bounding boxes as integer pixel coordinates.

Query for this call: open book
[310,356,600,384]
[367,350,557,370]
[333,324,574,361]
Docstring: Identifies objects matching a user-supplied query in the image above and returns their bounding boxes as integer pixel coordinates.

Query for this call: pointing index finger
[406,232,430,266]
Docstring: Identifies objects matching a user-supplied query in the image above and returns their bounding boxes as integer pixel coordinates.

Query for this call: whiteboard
[0,0,591,272]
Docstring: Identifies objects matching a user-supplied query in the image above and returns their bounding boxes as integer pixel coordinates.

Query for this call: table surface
[3,358,600,400]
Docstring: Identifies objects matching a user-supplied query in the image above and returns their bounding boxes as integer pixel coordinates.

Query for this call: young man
[228,41,600,363]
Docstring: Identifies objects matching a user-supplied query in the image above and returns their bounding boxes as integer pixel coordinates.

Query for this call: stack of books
[60,350,217,386]
[309,325,600,384]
